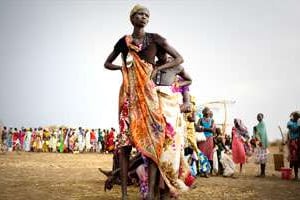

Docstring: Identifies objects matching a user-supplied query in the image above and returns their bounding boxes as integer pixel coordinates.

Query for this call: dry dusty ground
[0,146,300,200]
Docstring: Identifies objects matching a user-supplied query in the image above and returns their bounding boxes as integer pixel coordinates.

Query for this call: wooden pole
[223,100,227,135]
[278,126,285,153]
[278,126,285,142]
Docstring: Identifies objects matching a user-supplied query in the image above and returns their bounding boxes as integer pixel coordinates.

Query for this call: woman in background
[231,118,248,174]
[196,107,215,175]
[255,113,269,177]
[287,111,300,180]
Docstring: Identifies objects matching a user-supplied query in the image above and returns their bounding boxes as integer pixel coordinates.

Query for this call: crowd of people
[1,109,299,200]
[98,104,300,196]
[0,126,117,154]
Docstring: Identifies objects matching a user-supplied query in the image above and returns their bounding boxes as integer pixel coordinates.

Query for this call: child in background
[224,134,232,150]
[250,127,257,152]
[184,147,198,177]
[214,128,226,175]
[220,150,235,177]
[253,125,267,176]
[255,113,269,177]
[184,146,211,178]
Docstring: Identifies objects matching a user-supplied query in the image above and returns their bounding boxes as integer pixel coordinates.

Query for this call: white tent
[197,100,236,135]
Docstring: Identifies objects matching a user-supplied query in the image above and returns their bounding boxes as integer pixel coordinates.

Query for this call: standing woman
[196,107,215,175]
[104,4,183,200]
[97,128,103,153]
[24,128,32,152]
[287,111,300,180]
[255,113,269,177]
[106,128,115,153]
[231,118,248,174]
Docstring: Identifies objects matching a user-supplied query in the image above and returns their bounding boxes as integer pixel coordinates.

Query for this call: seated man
[99,150,143,191]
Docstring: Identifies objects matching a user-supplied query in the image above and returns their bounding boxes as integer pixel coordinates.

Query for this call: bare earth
[0,147,299,200]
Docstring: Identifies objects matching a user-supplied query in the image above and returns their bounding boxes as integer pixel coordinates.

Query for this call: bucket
[273,154,284,171]
[280,167,292,180]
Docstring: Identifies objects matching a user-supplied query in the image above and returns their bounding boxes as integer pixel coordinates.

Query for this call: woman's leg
[119,146,132,199]
[209,160,213,174]
[147,158,159,200]
[294,162,298,179]
[160,186,170,200]
[260,164,266,177]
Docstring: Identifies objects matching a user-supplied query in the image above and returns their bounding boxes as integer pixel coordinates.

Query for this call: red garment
[288,138,300,162]
[106,131,115,152]
[90,131,96,140]
[12,132,18,143]
[197,136,214,160]
[231,127,246,164]
[184,173,195,187]
[19,131,25,147]
[12,131,19,150]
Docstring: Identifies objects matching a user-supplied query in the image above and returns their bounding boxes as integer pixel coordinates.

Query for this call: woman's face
[202,107,210,117]
[131,9,149,27]
[234,119,239,127]
[257,114,263,122]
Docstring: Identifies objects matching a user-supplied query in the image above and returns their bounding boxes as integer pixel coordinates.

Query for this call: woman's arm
[187,111,195,122]
[180,90,191,113]
[157,40,183,70]
[104,50,122,70]
[151,39,183,79]
[195,119,203,132]
[177,68,192,87]
[177,68,192,112]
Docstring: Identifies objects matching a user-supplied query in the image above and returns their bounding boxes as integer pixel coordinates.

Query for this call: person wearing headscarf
[49,128,58,153]
[77,127,85,153]
[84,129,91,152]
[24,128,32,152]
[231,118,248,174]
[255,113,269,177]
[104,4,184,200]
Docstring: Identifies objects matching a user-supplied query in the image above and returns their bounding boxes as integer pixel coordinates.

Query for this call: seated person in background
[214,128,226,175]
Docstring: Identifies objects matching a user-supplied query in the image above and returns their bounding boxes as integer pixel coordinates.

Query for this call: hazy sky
[0,0,299,141]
